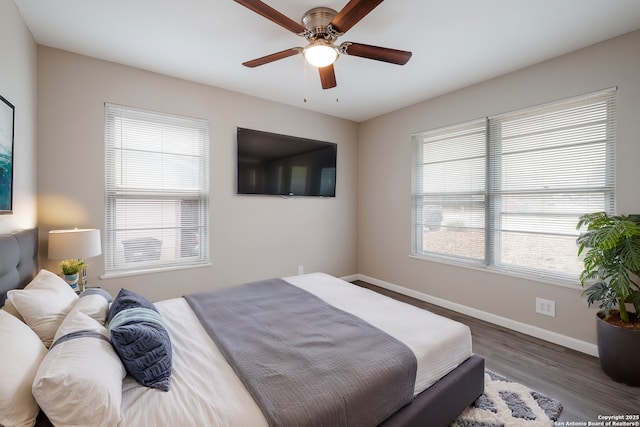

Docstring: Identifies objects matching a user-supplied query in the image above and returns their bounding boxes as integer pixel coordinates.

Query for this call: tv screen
[236,127,337,197]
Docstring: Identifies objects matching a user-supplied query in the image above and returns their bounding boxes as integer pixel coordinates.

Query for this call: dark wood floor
[352,280,640,422]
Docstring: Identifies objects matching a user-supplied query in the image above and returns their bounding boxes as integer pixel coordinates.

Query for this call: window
[412,88,616,283]
[105,104,209,275]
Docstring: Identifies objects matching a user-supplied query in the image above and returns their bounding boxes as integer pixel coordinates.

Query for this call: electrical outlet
[536,297,556,317]
[297,265,304,275]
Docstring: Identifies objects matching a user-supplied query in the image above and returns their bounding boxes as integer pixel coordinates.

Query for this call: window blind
[411,88,616,284]
[412,119,487,263]
[104,103,209,275]
[487,88,616,282]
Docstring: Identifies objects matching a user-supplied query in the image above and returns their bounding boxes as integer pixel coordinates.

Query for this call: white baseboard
[356,274,599,357]
[340,274,360,283]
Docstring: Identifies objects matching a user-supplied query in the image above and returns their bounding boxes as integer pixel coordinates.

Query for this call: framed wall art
[0,94,14,214]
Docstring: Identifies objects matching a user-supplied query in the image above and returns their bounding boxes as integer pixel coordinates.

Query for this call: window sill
[100,262,212,280]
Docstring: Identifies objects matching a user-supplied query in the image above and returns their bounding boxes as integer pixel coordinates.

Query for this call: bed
[0,228,484,427]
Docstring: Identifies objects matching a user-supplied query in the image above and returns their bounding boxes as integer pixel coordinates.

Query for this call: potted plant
[59,259,86,291]
[576,212,640,386]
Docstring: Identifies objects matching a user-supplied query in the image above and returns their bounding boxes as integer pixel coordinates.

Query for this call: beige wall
[36,47,359,301]
[357,30,640,352]
[0,0,37,234]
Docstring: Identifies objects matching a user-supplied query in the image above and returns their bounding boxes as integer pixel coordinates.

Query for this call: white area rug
[451,370,563,427]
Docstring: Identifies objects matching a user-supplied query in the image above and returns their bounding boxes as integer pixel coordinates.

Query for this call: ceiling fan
[234,0,412,89]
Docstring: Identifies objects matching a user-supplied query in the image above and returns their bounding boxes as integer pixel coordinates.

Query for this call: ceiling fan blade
[330,0,384,34]
[242,48,302,68]
[318,64,337,89]
[341,42,412,65]
[233,0,306,34]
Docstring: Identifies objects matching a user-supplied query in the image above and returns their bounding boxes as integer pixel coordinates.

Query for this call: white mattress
[119,273,472,427]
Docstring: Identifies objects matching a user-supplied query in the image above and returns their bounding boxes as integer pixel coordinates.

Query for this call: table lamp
[48,228,102,291]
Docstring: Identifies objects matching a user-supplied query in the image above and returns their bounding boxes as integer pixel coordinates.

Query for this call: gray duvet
[185,278,417,427]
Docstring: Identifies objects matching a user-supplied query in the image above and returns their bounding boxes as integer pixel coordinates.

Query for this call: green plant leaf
[620,238,640,272]
[576,212,640,322]
[582,282,617,315]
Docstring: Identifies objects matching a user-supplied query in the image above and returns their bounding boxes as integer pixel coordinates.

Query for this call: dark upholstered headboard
[0,228,39,306]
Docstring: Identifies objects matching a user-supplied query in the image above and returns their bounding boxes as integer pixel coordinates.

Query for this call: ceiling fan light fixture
[303,39,338,68]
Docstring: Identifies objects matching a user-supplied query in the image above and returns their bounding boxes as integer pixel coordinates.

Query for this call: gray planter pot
[596,313,640,386]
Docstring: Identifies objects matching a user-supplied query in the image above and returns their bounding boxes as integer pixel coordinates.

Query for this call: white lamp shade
[303,40,338,68]
[48,229,102,260]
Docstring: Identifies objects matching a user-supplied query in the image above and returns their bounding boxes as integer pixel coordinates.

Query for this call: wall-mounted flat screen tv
[236,127,337,197]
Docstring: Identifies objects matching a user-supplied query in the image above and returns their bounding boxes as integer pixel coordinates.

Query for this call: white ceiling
[13,0,640,122]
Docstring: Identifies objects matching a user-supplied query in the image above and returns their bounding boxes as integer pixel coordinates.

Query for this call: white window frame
[412,88,616,285]
[104,103,210,276]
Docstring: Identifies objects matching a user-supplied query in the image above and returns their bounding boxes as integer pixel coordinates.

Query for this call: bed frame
[0,228,484,427]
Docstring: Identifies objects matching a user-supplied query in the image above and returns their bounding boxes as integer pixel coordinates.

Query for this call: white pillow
[72,288,112,326]
[33,308,126,427]
[0,310,48,427]
[1,298,25,322]
[7,269,79,347]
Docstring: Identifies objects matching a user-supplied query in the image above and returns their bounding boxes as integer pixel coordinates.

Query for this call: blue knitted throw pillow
[108,288,172,391]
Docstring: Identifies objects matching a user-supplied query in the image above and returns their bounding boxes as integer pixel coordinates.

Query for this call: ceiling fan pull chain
[303,58,308,103]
